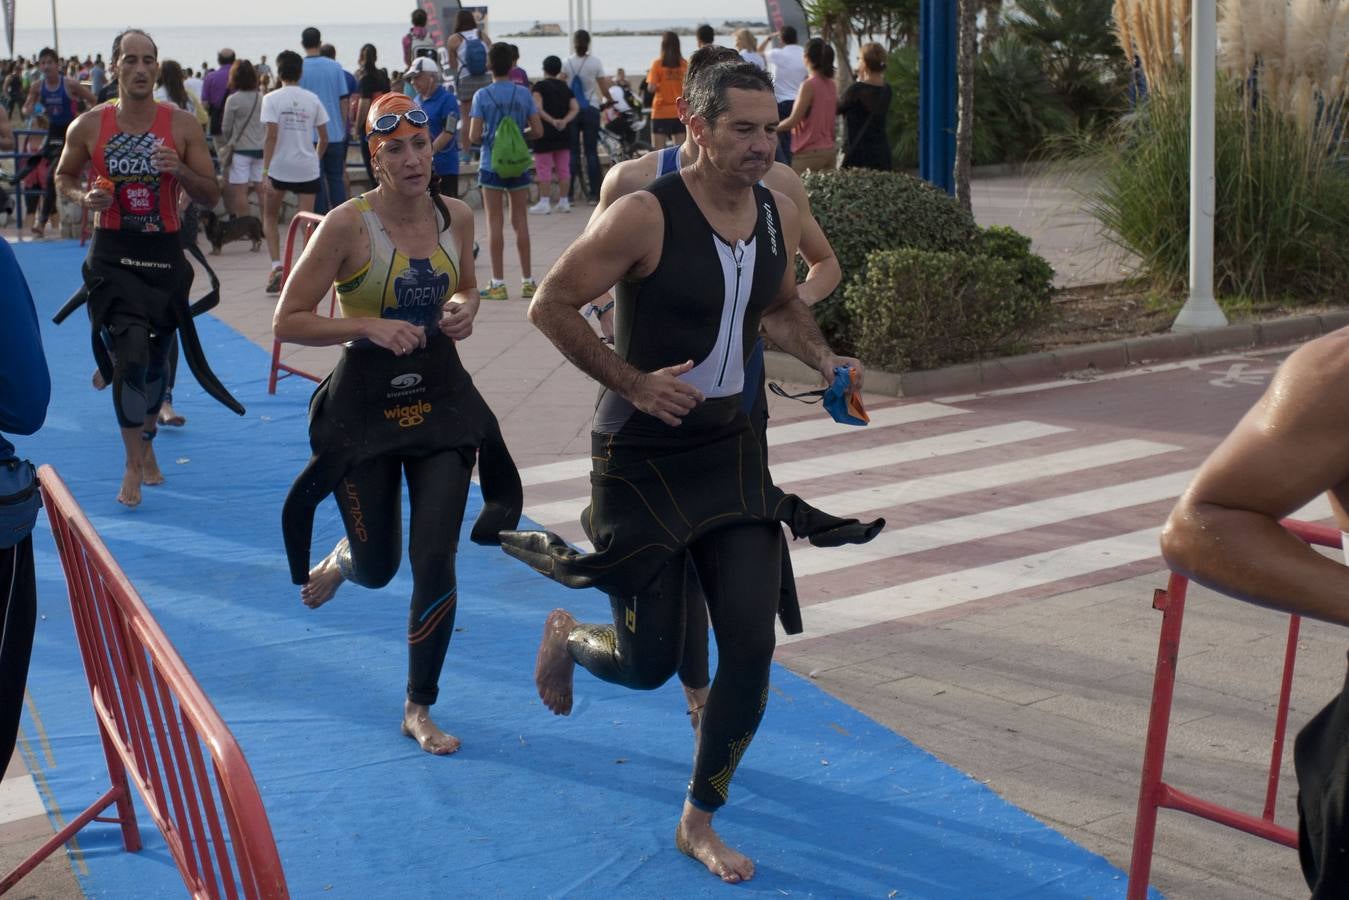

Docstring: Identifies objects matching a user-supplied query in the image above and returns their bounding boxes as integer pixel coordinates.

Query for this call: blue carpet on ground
[12,240,1154,899]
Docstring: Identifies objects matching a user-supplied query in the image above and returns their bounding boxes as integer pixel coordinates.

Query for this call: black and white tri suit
[500,172,882,811]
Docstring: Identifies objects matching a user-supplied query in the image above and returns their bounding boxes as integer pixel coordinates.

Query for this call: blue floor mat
[12,240,1151,899]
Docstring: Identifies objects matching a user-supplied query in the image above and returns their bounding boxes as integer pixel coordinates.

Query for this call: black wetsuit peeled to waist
[500,173,883,811]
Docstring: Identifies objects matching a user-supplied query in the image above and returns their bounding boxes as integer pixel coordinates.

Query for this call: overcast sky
[16,0,769,29]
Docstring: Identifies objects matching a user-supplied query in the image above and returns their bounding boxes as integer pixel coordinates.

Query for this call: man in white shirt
[758,25,806,164]
[561,29,611,203]
[260,49,328,293]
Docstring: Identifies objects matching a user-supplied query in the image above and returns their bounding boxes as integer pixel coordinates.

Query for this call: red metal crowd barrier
[0,466,288,898]
[1127,517,1339,898]
[267,211,334,394]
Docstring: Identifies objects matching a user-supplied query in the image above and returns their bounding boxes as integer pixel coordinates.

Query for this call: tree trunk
[955,0,977,212]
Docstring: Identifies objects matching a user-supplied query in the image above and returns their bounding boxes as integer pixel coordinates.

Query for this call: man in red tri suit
[54,29,240,507]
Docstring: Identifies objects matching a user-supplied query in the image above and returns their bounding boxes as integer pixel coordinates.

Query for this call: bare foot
[141,441,165,486]
[157,402,186,427]
[676,803,755,884]
[301,539,348,608]
[117,465,143,507]
[535,609,577,715]
[91,369,107,390]
[401,702,461,755]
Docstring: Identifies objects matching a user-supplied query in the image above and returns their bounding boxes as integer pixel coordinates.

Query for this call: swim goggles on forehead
[370,108,429,134]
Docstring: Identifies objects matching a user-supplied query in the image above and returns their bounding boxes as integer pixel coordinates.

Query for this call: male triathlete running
[54,29,242,506]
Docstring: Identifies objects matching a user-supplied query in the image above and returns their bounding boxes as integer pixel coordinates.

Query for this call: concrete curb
[765,310,1349,398]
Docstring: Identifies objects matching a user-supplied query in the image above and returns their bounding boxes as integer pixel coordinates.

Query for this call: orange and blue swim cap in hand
[769,366,870,426]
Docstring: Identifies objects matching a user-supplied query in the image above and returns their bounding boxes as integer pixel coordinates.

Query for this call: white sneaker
[556,198,572,214]
[528,199,552,215]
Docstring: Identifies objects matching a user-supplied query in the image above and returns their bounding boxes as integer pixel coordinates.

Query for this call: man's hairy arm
[1161,333,1349,625]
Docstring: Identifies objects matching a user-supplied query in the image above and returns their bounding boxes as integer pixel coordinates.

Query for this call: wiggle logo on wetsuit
[385,400,432,428]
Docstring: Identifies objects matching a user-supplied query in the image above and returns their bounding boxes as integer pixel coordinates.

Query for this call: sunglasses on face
[370,108,430,134]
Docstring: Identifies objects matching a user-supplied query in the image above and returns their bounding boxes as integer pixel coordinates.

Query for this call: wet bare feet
[301,539,348,608]
[117,464,143,507]
[676,802,755,883]
[535,609,577,715]
[141,441,165,486]
[157,401,186,427]
[401,701,461,755]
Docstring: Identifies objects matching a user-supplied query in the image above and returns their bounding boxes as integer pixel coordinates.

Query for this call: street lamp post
[50,0,59,56]
[1172,0,1227,331]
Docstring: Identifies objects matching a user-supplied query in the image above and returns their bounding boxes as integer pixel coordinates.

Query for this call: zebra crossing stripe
[516,401,968,487]
[790,469,1196,577]
[793,439,1181,522]
[525,420,1069,527]
[781,528,1165,643]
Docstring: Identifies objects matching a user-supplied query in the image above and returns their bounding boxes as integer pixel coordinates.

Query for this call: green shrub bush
[843,248,1054,372]
[1085,73,1349,300]
[980,224,1056,298]
[802,168,981,344]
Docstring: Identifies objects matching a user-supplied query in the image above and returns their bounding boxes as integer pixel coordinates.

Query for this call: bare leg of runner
[534,608,577,715]
[141,425,164,486]
[116,425,144,507]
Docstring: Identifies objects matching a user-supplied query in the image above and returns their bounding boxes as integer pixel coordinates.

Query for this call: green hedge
[843,247,1054,372]
[802,168,982,344]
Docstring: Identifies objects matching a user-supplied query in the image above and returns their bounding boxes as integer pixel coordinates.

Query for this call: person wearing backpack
[447,9,492,156]
[469,42,541,301]
[562,29,611,203]
[403,8,436,67]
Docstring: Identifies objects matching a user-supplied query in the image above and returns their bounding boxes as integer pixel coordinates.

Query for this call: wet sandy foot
[676,804,755,884]
[535,609,577,715]
[401,702,461,755]
[302,538,348,609]
[117,465,143,507]
[141,441,164,486]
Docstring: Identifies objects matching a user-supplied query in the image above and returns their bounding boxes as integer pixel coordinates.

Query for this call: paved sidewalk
[5,172,1315,899]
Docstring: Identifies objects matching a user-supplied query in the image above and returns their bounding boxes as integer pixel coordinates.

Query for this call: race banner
[763,0,810,38]
[3,0,15,58]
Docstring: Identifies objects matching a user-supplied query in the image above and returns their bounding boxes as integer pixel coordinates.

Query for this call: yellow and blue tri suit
[336,194,461,328]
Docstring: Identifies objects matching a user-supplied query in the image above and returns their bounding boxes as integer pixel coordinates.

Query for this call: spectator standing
[735,30,765,70]
[695,24,715,48]
[507,44,528,86]
[256,54,273,83]
[220,59,266,216]
[403,8,436,67]
[645,32,687,150]
[89,54,106,96]
[469,42,541,300]
[155,60,208,128]
[758,26,806,164]
[320,42,359,198]
[776,38,838,174]
[261,50,328,293]
[355,43,391,183]
[562,29,609,203]
[529,55,577,215]
[299,26,350,214]
[184,66,205,99]
[0,238,50,781]
[446,9,492,152]
[201,48,234,137]
[838,42,892,171]
[408,57,460,197]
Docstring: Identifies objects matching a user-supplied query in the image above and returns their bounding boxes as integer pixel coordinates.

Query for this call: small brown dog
[200,210,263,255]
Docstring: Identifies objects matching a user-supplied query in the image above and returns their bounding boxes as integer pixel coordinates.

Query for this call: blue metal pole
[918,0,957,195]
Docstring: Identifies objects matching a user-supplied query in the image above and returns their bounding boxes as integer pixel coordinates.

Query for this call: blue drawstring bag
[769,366,870,426]
[0,458,40,549]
